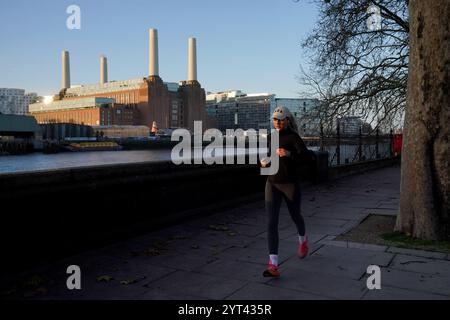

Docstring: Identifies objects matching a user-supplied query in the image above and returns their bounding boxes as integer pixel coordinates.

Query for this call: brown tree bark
[396,0,450,240]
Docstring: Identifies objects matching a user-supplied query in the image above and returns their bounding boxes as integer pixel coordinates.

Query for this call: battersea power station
[29,29,214,132]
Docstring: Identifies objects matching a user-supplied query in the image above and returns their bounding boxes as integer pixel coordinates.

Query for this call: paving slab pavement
[3,164,450,300]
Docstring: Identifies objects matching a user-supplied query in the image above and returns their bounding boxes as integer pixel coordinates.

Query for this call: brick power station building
[29,29,214,132]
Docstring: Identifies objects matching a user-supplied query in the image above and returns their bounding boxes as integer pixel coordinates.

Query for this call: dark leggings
[265,180,305,255]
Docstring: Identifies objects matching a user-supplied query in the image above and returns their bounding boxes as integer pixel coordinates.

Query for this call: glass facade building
[206,91,275,132]
[273,98,322,136]
[0,89,37,115]
[206,92,325,135]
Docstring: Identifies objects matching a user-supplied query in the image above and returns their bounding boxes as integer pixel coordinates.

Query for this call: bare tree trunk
[396,0,450,240]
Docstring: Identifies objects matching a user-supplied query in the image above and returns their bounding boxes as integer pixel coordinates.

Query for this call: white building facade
[206,91,325,135]
[273,98,322,136]
[206,91,275,132]
[0,88,38,115]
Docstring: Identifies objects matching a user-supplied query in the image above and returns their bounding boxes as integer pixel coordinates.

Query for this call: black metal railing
[304,128,394,167]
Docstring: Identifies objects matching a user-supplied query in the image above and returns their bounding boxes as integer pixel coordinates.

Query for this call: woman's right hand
[260,157,271,168]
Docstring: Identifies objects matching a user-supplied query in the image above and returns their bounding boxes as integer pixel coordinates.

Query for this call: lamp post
[234,103,239,130]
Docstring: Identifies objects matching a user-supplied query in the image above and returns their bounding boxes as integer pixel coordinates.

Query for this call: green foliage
[382,232,450,252]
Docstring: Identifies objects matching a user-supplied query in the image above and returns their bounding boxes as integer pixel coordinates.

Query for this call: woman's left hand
[276,148,291,157]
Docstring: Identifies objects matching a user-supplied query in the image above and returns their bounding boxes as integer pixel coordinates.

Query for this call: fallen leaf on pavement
[96,275,115,283]
[120,276,146,286]
[209,224,229,231]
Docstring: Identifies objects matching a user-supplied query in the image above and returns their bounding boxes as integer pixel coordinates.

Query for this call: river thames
[0,143,390,174]
[0,148,261,174]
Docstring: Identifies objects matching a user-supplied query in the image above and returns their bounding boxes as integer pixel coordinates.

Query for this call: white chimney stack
[100,55,108,84]
[188,37,197,82]
[61,50,71,89]
[149,28,159,77]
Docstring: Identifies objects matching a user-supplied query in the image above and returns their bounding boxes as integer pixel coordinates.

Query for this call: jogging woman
[261,106,310,278]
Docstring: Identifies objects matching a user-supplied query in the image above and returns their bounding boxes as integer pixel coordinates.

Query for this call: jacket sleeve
[290,133,310,165]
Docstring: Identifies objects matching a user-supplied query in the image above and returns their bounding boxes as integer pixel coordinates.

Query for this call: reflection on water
[0,148,266,174]
[0,143,392,174]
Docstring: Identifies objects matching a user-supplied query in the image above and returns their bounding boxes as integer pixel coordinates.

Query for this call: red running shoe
[263,262,280,278]
[298,236,309,259]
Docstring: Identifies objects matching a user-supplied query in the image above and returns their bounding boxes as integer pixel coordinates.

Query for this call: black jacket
[265,127,315,183]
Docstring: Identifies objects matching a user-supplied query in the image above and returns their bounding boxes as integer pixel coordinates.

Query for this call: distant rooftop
[0,88,37,96]
[165,82,179,92]
[65,78,145,97]
[246,93,272,97]
[0,114,41,133]
[60,78,181,97]
[29,97,115,113]
[206,90,275,104]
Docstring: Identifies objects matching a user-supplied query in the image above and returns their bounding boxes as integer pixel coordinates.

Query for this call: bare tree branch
[299,0,409,132]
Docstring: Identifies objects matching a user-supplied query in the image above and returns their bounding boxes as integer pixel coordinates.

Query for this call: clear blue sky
[0,0,319,98]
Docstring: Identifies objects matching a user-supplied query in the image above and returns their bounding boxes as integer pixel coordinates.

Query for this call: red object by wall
[393,134,403,154]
